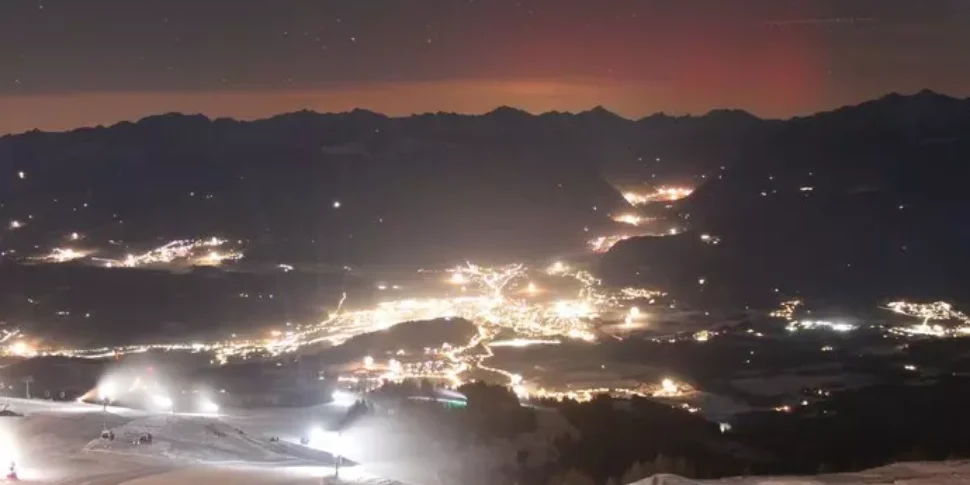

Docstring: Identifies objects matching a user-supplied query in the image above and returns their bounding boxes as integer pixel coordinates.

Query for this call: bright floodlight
[152,394,173,410]
[450,272,466,284]
[7,341,36,358]
[199,398,219,414]
[98,382,116,401]
[305,425,327,449]
[661,378,677,394]
[331,390,356,407]
[0,427,19,465]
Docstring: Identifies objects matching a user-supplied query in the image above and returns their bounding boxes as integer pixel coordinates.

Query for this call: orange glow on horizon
[0,73,841,135]
[0,79,651,134]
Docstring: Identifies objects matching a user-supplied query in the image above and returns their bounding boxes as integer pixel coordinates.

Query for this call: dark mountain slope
[602,91,970,305]
[0,108,762,266]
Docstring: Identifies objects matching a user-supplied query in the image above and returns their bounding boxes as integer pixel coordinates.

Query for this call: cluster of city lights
[611,213,653,226]
[885,300,970,337]
[522,376,693,404]
[16,261,668,401]
[587,234,634,253]
[95,237,243,268]
[769,299,855,333]
[266,262,663,394]
[30,247,91,263]
[786,319,856,333]
[0,331,38,358]
[699,233,721,245]
[769,299,802,320]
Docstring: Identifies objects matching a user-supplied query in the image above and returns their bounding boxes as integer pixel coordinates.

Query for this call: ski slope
[0,397,396,484]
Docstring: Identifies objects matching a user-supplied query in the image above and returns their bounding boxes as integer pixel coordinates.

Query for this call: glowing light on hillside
[885,300,970,337]
[33,247,89,263]
[488,339,561,348]
[622,186,694,206]
[651,377,688,397]
[587,234,632,253]
[770,299,802,321]
[786,320,856,333]
[612,213,646,226]
[6,340,36,358]
[97,237,243,268]
[547,261,567,274]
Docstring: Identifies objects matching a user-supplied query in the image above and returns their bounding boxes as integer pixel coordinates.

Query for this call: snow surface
[121,464,397,485]
[0,398,400,484]
[6,397,970,485]
[629,461,970,485]
[83,414,297,463]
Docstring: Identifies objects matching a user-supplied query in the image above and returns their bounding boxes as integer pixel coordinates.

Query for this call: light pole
[333,431,342,479]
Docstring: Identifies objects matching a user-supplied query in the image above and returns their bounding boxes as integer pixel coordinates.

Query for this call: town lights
[547,261,567,274]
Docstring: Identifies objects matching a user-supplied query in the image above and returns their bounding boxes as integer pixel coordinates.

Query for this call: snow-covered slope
[629,461,970,485]
[0,397,397,484]
[84,414,297,463]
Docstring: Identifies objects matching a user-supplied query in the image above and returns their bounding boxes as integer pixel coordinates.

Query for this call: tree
[621,460,656,484]
[458,381,519,411]
[653,454,674,474]
[547,469,596,485]
[420,379,436,399]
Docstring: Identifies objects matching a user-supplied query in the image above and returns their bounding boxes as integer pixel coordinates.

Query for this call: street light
[97,386,114,432]
[333,431,343,479]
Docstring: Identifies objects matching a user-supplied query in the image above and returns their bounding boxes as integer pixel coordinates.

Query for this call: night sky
[1,0,969,133]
